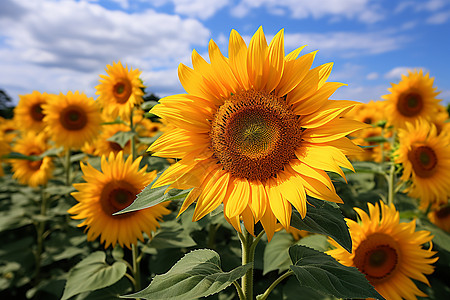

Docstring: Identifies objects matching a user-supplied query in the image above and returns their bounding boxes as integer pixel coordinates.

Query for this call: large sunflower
[11,132,54,187]
[96,61,144,121]
[68,151,171,249]
[42,91,102,149]
[15,91,49,133]
[148,27,367,240]
[394,120,450,209]
[382,69,441,129]
[327,201,438,300]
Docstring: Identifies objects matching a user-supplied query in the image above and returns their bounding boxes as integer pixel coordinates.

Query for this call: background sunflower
[42,91,102,149]
[68,151,171,249]
[328,201,438,300]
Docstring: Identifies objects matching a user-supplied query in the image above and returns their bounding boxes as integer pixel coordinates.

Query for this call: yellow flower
[42,91,102,149]
[345,100,386,126]
[68,152,171,249]
[10,132,54,187]
[14,91,49,133]
[327,201,438,300]
[394,120,450,209]
[94,123,132,157]
[382,69,441,129]
[148,27,367,240]
[96,61,144,120]
[428,204,450,233]
[0,117,18,146]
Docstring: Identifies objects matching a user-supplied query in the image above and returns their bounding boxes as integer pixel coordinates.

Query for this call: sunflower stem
[131,244,141,292]
[239,227,255,300]
[65,148,71,186]
[34,185,49,281]
[387,131,397,206]
[258,270,293,300]
[129,108,137,161]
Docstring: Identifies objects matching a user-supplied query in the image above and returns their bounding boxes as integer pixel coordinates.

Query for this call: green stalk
[387,162,395,206]
[132,244,141,292]
[258,270,293,300]
[65,148,71,186]
[34,186,49,280]
[129,108,137,161]
[239,228,255,300]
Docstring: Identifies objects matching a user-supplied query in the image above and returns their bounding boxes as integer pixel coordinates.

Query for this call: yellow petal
[209,39,240,94]
[247,26,269,90]
[276,51,316,97]
[229,29,250,90]
[292,82,346,116]
[266,177,292,228]
[265,29,285,93]
[224,178,250,218]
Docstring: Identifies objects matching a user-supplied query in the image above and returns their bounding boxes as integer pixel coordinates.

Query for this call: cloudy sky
[1,0,449,105]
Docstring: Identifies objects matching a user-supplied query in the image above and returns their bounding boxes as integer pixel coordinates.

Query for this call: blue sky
[1,0,449,106]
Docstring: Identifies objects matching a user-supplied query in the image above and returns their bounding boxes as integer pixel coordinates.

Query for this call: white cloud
[366,72,379,80]
[230,0,384,23]
[154,0,230,19]
[426,10,450,24]
[331,84,388,102]
[0,0,210,102]
[384,66,427,79]
[283,31,407,57]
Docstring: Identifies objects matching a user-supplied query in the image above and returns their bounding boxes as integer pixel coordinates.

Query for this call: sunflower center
[354,233,399,284]
[363,117,372,124]
[408,145,437,178]
[59,105,88,131]
[397,92,423,117]
[27,151,43,170]
[210,89,302,182]
[100,180,138,217]
[108,141,126,152]
[113,79,132,103]
[30,103,44,121]
[435,205,450,219]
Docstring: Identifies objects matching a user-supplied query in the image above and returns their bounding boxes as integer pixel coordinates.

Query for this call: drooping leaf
[122,249,251,300]
[61,251,127,300]
[146,220,196,249]
[290,197,352,252]
[115,179,190,214]
[289,245,384,300]
[107,130,136,148]
[263,231,293,275]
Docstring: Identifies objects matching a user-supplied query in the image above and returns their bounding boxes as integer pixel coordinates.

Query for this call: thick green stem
[65,148,71,186]
[34,186,49,280]
[239,228,255,300]
[258,270,293,300]
[132,244,141,292]
[387,162,395,206]
[129,109,137,161]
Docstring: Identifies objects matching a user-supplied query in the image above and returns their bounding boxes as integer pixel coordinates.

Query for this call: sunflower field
[0,27,449,300]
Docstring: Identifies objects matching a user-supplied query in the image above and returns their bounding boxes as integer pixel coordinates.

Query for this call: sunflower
[94,123,132,157]
[96,61,144,121]
[10,132,54,187]
[428,204,450,233]
[68,151,171,249]
[327,201,438,300]
[394,120,450,209]
[14,91,49,133]
[42,91,102,149]
[382,69,441,129]
[345,100,385,127]
[148,27,367,240]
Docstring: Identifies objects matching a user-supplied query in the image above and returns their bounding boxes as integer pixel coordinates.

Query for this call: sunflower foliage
[1,28,450,300]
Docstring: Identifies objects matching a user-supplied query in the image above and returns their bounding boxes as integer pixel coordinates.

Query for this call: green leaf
[107,130,136,148]
[1,152,40,161]
[146,221,196,249]
[263,231,293,275]
[289,245,384,300]
[122,249,251,300]
[290,197,352,252]
[61,251,127,300]
[115,178,190,214]
[418,219,450,252]
[141,100,159,110]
